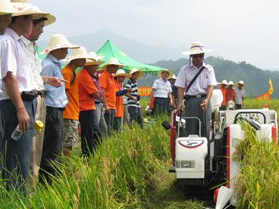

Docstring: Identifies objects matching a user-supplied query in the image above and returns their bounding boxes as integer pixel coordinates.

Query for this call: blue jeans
[94,103,108,138]
[1,99,36,190]
[104,109,115,136]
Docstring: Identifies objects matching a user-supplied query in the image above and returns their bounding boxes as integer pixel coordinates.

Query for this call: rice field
[0,98,278,208]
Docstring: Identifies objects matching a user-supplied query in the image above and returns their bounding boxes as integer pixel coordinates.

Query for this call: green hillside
[136,57,279,98]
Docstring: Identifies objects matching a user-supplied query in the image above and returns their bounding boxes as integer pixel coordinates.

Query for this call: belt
[95,100,103,104]
[46,106,65,111]
[37,90,45,97]
[184,94,207,100]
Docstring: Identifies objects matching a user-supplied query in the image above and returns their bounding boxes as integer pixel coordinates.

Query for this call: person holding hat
[125,68,144,129]
[175,42,217,160]
[88,53,108,138]
[77,57,101,157]
[0,3,43,190]
[62,47,90,158]
[168,74,178,109]
[150,69,173,115]
[219,80,228,110]
[235,80,245,109]
[39,34,79,184]
[99,57,124,136]
[114,69,132,132]
[225,81,236,107]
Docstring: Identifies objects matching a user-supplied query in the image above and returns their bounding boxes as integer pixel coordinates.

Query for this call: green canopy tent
[97,40,163,74]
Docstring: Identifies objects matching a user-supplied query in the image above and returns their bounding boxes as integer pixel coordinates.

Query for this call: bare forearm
[177,87,185,104]
[206,85,214,100]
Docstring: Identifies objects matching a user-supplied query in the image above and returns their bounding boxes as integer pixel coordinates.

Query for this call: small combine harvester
[162,89,277,208]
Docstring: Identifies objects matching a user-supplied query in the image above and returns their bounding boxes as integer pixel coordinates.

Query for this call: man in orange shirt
[77,58,100,157]
[99,58,124,136]
[219,80,228,110]
[114,69,131,132]
[62,47,89,158]
[225,81,236,107]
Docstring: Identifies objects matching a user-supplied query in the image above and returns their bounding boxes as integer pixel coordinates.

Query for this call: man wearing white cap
[0,3,42,190]
[62,47,88,158]
[219,80,228,110]
[150,69,173,114]
[168,74,178,108]
[175,41,217,143]
[225,81,235,106]
[235,81,245,109]
[39,34,79,183]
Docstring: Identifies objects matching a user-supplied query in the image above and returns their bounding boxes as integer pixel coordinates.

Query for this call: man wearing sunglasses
[175,42,217,141]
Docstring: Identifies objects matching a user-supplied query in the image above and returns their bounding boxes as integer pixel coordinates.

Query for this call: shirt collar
[20,35,32,47]
[47,53,59,64]
[5,28,21,42]
[160,78,168,83]
[190,60,206,70]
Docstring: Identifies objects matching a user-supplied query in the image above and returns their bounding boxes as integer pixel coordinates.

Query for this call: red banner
[256,91,271,100]
[138,87,152,96]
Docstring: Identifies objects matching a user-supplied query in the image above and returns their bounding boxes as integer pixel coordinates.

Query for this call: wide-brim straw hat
[237,80,245,86]
[11,2,42,17]
[102,57,124,70]
[0,0,17,15]
[84,52,105,66]
[221,79,228,85]
[129,68,144,79]
[42,34,79,54]
[228,81,234,86]
[11,1,56,25]
[113,69,131,78]
[64,46,91,62]
[157,69,173,79]
[182,41,213,56]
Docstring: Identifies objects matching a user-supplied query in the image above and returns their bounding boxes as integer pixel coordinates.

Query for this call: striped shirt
[125,79,139,107]
[152,78,172,98]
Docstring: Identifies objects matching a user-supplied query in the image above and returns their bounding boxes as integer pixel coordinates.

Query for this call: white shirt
[235,87,245,105]
[175,61,217,95]
[0,28,38,100]
[21,36,44,91]
[152,78,172,98]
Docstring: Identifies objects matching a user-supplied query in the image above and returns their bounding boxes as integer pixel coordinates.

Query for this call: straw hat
[64,46,90,62]
[11,0,56,25]
[129,68,144,79]
[113,69,131,78]
[0,0,16,15]
[168,74,177,80]
[228,81,234,86]
[84,52,105,66]
[182,41,213,56]
[42,34,79,54]
[221,80,228,85]
[157,69,173,79]
[237,80,245,86]
[102,57,124,70]
[11,2,42,17]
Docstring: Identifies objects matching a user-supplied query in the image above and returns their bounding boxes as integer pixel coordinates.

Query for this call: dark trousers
[0,99,36,190]
[128,106,143,129]
[104,109,115,136]
[79,110,101,157]
[39,107,64,184]
[153,97,170,115]
[236,104,242,109]
[113,117,123,132]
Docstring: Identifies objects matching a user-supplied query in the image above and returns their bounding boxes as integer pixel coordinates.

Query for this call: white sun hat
[0,0,17,15]
[102,57,124,70]
[182,41,213,56]
[42,34,80,54]
[221,80,228,85]
[11,0,56,25]
[129,68,144,79]
[228,81,234,86]
[168,74,177,80]
[113,69,131,78]
[63,46,91,62]
[85,52,105,66]
[157,69,173,79]
[237,80,245,86]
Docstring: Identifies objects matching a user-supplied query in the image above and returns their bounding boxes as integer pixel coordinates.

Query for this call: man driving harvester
[175,42,217,169]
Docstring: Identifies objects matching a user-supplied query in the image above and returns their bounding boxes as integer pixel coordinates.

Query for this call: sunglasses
[192,54,204,58]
